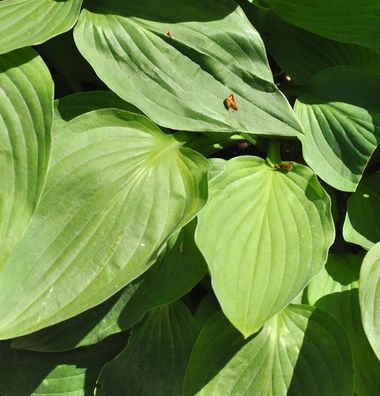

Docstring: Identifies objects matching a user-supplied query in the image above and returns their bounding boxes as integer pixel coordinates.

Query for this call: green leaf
[184,305,354,396]
[0,109,209,339]
[196,157,334,337]
[0,48,53,267]
[343,171,380,249]
[53,91,142,130]
[194,293,220,328]
[307,252,380,396]
[262,12,380,84]
[0,0,83,55]
[295,66,380,192]
[360,242,380,360]
[0,336,126,396]
[96,302,199,396]
[11,219,207,352]
[265,0,380,54]
[73,0,302,136]
[184,311,248,394]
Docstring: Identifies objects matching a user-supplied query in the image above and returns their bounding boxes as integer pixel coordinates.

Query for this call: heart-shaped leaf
[265,0,380,54]
[360,242,380,360]
[0,48,53,267]
[343,171,380,249]
[295,66,380,192]
[73,0,302,136]
[0,109,209,339]
[0,0,83,54]
[196,157,334,337]
[184,305,354,395]
[307,252,380,396]
[97,302,199,396]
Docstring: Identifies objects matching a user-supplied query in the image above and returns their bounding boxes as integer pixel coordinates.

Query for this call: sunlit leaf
[0,109,209,339]
[360,242,380,360]
[0,0,83,54]
[196,156,334,337]
[0,47,53,267]
[184,305,354,395]
[74,0,302,136]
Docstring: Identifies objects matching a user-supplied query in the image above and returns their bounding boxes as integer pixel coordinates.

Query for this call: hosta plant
[0,0,379,394]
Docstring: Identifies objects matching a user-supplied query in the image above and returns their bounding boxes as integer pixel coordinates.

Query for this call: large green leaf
[0,48,53,267]
[0,109,209,339]
[196,156,334,337]
[184,305,354,395]
[96,302,199,396]
[11,220,206,352]
[262,12,380,84]
[343,171,380,249]
[265,0,380,54]
[295,66,380,192]
[0,0,83,55]
[307,252,380,396]
[73,0,302,136]
[0,336,126,396]
[360,242,380,360]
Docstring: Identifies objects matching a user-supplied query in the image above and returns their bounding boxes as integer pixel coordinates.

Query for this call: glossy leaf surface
[0,48,53,267]
[0,109,209,339]
[196,157,334,336]
[74,0,302,136]
[185,305,354,395]
[0,0,83,54]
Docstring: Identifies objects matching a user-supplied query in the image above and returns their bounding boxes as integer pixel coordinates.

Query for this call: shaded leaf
[262,12,380,84]
[196,156,334,337]
[295,66,380,192]
[96,302,199,396]
[343,170,380,249]
[0,335,126,396]
[307,252,380,396]
[265,0,380,53]
[185,305,354,395]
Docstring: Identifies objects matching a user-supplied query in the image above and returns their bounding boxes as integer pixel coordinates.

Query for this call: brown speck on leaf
[273,162,293,172]
[167,31,174,38]
[224,94,238,111]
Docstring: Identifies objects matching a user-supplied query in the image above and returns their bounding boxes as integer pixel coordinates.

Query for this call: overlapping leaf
[184,305,354,395]
[0,47,53,267]
[262,13,380,84]
[196,157,334,337]
[295,66,380,192]
[0,0,83,54]
[343,171,380,249]
[307,252,380,396]
[0,109,209,339]
[73,0,302,136]
[97,302,199,396]
[265,0,380,53]
[360,243,380,360]
[0,337,125,396]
